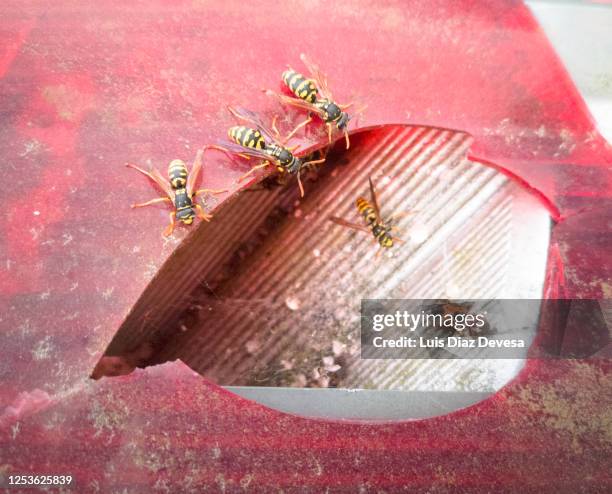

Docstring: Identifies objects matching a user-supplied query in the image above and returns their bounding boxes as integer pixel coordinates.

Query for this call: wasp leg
[131,197,172,208]
[339,102,354,110]
[389,227,406,242]
[350,104,369,129]
[344,129,350,149]
[284,115,313,143]
[194,203,213,222]
[162,212,177,237]
[238,161,271,182]
[194,188,228,197]
[387,211,417,224]
[329,216,371,234]
[204,144,251,161]
[303,157,326,168]
[272,115,281,140]
[326,123,333,145]
[297,169,305,198]
[125,163,157,181]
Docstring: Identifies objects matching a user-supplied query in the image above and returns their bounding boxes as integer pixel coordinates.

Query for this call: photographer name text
[371,335,525,348]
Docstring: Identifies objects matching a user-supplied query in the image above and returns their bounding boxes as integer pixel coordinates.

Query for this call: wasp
[126,149,227,237]
[206,106,325,197]
[266,54,362,150]
[330,177,408,250]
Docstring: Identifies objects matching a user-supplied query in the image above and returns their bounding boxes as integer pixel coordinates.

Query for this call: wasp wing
[149,167,176,200]
[300,53,333,101]
[186,148,204,198]
[211,139,274,164]
[368,177,383,223]
[266,90,326,120]
[329,216,371,234]
[126,163,175,201]
[228,106,278,144]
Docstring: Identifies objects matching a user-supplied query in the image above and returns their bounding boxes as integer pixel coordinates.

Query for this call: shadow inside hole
[95,124,552,420]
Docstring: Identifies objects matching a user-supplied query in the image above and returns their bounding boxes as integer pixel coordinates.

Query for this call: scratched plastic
[0,0,611,492]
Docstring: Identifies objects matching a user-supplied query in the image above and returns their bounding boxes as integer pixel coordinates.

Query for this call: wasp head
[336,111,350,130]
[287,155,303,175]
[381,236,393,248]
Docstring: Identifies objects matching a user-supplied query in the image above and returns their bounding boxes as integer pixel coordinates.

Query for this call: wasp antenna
[227,105,239,118]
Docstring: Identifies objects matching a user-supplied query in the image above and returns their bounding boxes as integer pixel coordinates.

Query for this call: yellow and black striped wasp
[330,177,407,250]
[266,54,363,150]
[126,149,226,237]
[206,106,325,197]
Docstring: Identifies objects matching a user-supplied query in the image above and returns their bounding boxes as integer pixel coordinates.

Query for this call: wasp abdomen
[168,159,188,189]
[356,198,377,225]
[282,69,318,104]
[229,126,266,150]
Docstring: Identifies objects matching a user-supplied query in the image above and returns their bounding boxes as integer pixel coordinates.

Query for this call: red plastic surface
[1,0,611,491]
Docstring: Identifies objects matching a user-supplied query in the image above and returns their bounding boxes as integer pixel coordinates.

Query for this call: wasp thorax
[286,156,302,174]
[372,224,385,237]
[325,102,342,122]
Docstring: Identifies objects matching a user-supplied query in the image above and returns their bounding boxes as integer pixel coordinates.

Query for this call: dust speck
[32,336,53,360]
[285,296,300,311]
[379,175,392,186]
[409,225,429,244]
[245,339,260,354]
[332,340,345,355]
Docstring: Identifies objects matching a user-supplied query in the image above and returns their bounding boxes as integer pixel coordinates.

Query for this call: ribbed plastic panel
[102,125,550,395]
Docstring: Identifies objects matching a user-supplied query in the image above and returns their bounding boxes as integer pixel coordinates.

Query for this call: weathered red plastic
[1,0,610,491]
